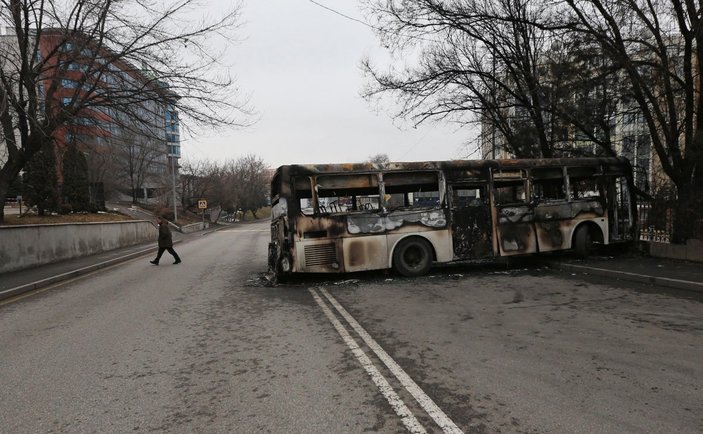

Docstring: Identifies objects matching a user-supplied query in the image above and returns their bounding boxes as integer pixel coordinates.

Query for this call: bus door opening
[492,170,538,256]
[450,183,492,259]
[531,167,570,252]
[608,175,635,241]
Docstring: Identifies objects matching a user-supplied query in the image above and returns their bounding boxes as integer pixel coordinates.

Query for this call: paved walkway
[0,241,160,300]
[0,223,224,301]
[549,253,703,293]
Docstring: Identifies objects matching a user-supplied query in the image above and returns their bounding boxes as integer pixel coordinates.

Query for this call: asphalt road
[1,220,701,433]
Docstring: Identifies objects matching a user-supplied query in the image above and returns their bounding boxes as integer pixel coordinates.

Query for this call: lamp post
[171,153,177,222]
[491,33,497,160]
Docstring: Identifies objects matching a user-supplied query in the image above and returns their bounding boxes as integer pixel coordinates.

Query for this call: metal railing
[637,200,673,243]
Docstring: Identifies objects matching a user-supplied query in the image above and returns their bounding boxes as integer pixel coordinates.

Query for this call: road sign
[198,199,207,209]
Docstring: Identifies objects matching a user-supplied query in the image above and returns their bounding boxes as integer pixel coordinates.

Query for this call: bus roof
[273,157,631,177]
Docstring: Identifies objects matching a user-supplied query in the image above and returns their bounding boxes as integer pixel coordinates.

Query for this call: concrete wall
[647,239,703,263]
[181,222,209,234]
[0,220,156,274]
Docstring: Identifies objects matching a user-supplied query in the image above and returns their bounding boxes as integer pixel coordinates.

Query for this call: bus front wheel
[393,237,433,277]
[573,225,594,258]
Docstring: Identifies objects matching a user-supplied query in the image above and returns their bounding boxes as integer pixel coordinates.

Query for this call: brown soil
[1,212,133,226]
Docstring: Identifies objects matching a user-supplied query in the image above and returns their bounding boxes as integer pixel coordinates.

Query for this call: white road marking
[309,288,427,434]
[221,229,269,233]
[318,287,464,434]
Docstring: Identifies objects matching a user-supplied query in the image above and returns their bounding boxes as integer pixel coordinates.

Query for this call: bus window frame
[492,169,529,206]
[315,172,382,215]
[530,167,568,203]
[382,170,444,211]
[566,167,606,202]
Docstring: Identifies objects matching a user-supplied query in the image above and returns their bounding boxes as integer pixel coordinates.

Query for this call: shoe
[150,260,158,265]
[173,260,181,265]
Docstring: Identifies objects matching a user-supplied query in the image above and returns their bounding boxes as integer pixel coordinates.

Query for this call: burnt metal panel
[536,220,565,249]
[497,223,537,253]
[444,168,488,182]
[317,173,379,189]
[303,230,327,239]
[343,236,389,272]
[383,171,438,186]
[347,214,386,234]
[347,209,448,235]
[529,200,607,252]
[295,215,347,240]
[273,157,632,180]
[304,243,337,267]
[533,202,569,252]
[570,200,605,217]
[495,205,538,255]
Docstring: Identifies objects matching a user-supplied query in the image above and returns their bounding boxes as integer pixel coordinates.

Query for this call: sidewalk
[0,241,160,301]
[549,254,703,293]
[0,223,229,302]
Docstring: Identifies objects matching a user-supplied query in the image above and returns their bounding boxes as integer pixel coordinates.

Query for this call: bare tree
[208,154,269,220]
[0,0,251,222]
[210,158,239,219]
[562,0,703,242]
[234,154,269,219]
[362,0,626,160]
[367,153,390,164]
[179,158,218,208]
[181,155,269,221]
[362,0,566,157]
[109,127,164,203]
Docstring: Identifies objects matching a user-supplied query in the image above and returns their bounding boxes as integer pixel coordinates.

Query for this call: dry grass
[1,212,133,226]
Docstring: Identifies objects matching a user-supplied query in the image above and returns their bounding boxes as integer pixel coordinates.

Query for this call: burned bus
[268,158,636,278]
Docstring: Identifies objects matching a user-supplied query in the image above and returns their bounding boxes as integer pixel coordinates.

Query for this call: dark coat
[158,221,173,248]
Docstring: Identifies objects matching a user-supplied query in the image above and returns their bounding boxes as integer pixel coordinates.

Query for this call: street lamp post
[171,154,177,222]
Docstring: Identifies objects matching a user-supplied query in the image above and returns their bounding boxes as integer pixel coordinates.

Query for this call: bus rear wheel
[393,237,433,277]
[573,225,594,258]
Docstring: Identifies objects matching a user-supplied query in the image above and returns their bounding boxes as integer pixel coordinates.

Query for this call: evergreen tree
[22,141,59,215]
[62,143,90,212]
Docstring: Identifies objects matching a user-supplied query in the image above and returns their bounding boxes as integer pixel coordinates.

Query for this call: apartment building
[0,26,181,205]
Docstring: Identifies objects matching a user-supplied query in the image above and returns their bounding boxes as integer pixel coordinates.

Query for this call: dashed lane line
[318,287,464,434]
[309,288,427,434]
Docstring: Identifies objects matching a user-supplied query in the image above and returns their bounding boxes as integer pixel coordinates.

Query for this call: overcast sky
[184,0,474,168]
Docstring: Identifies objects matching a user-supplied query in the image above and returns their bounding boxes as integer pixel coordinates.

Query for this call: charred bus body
[268,158,636,278]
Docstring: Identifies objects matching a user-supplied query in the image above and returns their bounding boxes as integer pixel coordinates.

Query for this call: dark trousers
[154,247,180,263]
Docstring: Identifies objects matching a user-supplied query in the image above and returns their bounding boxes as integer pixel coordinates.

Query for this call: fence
[637,197,703,243]
[638,200,673,243]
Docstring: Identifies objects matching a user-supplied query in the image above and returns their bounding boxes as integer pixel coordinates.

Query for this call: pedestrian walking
[150,216,181,265]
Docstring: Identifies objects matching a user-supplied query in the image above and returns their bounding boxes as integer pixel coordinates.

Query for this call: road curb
[550,262,703,293]
[0,241,179,302]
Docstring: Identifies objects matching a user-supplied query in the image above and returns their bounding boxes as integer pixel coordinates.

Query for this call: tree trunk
[0,177,8,224]
[672,182,694,244]
[0,157,27,224]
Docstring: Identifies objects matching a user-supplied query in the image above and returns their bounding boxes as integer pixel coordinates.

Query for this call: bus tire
[573,225,594,258]
[392,237,433,277]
